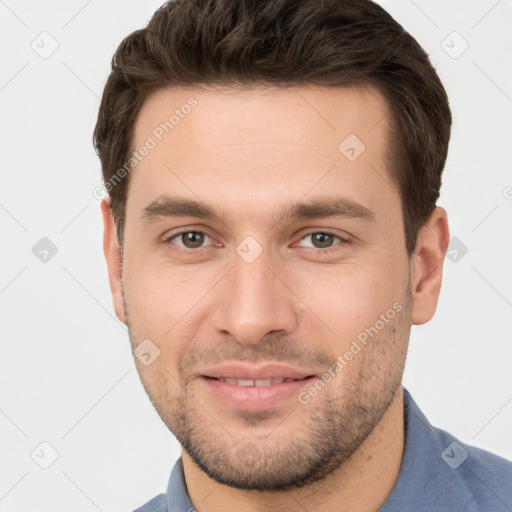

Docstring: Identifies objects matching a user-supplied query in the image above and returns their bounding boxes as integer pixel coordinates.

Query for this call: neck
[182,386,404,512]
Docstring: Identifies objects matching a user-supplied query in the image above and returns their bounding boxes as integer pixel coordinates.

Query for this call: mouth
[197,363,317,411]
[205,377,305,387]
[199,362,315,382]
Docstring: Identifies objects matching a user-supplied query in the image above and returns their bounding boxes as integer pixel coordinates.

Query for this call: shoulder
[394,388,512,511]
[132,493,167,512]
[433,425,512,510]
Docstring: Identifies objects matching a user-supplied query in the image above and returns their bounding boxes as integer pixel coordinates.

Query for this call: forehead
[133,83,390,152]
[127,84,398,226]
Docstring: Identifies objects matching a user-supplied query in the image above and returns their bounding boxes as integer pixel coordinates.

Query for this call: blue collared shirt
[134,388,512,511]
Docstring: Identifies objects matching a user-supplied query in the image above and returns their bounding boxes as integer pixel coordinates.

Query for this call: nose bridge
[213,246,297,344]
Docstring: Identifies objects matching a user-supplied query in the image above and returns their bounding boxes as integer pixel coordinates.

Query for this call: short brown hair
[93,0,451,255]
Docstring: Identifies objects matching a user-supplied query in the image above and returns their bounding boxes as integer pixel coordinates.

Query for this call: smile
[214,377,300,386]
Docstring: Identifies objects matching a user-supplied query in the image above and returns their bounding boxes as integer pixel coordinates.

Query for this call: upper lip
[199,363,314,380]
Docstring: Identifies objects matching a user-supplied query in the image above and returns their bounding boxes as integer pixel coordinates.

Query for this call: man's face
[106,85,417,490]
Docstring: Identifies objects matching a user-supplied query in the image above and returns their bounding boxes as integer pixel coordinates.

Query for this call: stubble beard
[125,287,412,492]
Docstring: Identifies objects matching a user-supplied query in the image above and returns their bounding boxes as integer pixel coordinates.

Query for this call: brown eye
[169,231,211,249]
[311,233,336,248]
[299,232,342,250]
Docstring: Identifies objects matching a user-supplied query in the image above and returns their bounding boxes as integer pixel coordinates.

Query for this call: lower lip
[199,376,315,411]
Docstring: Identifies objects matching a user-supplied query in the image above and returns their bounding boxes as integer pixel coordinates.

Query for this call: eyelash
[300,233,350,253]
[164,230,350,255]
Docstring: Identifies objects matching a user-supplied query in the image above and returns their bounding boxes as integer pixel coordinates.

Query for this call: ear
[410,206,450,325]
[101,197,127,324]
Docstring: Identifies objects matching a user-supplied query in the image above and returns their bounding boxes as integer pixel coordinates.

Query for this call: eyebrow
[140,194,376,225]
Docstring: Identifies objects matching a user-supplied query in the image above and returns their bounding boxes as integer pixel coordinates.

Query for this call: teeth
[217,378,297,386]
[237,379,255,387]
[255,379,272,386]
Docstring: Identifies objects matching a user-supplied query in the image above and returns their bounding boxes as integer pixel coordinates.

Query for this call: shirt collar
[167,457,194,512]
[378,387,443,511]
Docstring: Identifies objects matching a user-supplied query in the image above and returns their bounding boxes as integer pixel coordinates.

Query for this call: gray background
[1,0,511,510]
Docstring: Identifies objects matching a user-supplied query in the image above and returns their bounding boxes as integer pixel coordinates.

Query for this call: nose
[211,249,298,345]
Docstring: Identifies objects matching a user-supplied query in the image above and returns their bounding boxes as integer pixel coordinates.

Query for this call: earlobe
[100,197,127,324]
[410,207,450,325]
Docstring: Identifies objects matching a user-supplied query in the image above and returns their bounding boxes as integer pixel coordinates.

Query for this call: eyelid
[170,231,213,247]
[164,229,218,250]
[294,231,350,250]
[161,224,215,241]
[294,227,352,242]
[162,228,352,253]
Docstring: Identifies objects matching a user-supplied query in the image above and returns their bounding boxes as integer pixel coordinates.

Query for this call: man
[93,0,512,510]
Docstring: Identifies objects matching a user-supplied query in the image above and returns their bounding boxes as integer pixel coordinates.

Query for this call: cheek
[122,258,220,350]
[299,261,404,316]
[123,237,409,355]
